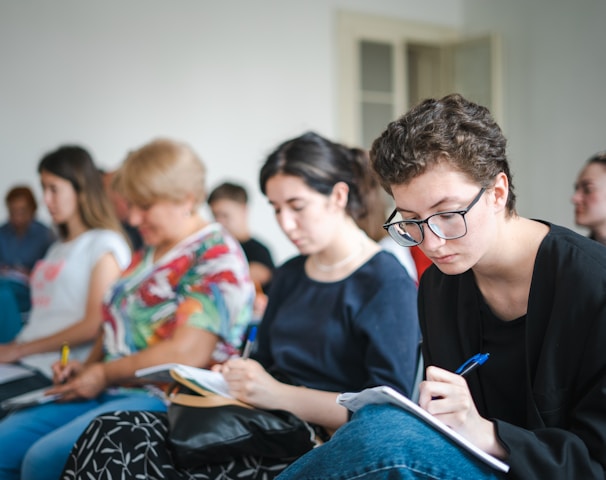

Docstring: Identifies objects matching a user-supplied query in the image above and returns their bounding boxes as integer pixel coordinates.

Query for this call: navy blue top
[0,220,54,273]
[254,251,420,397]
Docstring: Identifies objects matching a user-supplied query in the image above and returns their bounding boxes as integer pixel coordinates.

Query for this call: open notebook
[338,385,509,473]
[1,387,60,411]
[135,363,232,398]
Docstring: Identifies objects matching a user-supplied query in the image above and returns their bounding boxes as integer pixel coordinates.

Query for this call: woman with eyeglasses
[279,94,606,480]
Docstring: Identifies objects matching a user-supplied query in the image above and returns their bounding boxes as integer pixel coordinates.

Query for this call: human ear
[182,193,197,216]
[330,181,350,210]
[491,172,509,212]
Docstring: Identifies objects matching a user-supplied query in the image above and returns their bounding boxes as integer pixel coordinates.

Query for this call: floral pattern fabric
[102,223,254,364]
[61,410,291,480]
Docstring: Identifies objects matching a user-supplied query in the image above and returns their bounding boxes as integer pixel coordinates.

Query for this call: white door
[338,11,502,149]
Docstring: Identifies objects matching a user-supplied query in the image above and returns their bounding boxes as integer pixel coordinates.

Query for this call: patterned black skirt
[61,410,295,480]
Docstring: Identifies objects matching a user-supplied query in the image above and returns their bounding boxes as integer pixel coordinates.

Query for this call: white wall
[0,0,463,264]
[462,0,606,234]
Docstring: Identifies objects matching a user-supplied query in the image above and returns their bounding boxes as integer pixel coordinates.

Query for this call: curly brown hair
[370,93,516,215]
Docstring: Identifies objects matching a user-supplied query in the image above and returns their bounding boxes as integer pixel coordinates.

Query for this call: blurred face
[8,197,34,232]
[127,198,192,249]
[572,163,606,230]
[390,163,498,276]
[265,173,341,255]
[40,170,79,225]
[209,198,247,239]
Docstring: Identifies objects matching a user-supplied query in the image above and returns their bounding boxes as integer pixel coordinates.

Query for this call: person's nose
[421,224,447,251]
[571,189,583,205]
[128,206,143,226]
[277,210,297,235]
[42,190,52,208]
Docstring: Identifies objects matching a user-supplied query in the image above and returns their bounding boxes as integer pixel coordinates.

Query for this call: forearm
[103,326,218,386]
[14,320,102,359]
[271,384,348,431]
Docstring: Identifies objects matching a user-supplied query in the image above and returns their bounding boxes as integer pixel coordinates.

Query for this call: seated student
[572,150,606,245]
[208,181,275,294]
[0,146,131,404]
[0,185,55,341]
[0,138,254,480]
[279,94,606,480]
[60,131,420,480]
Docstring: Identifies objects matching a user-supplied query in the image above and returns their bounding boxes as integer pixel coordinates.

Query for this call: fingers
[53,364,75,385]
[425,365,467,384]
[222,358,260,378]
[418,366,469,411]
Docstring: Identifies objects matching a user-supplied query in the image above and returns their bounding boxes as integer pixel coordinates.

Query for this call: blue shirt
[0,220,55,273]
[254,251,420,397]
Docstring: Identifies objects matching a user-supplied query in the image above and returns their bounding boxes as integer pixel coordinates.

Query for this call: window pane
[361,101,393,149]
[360,41,393,93]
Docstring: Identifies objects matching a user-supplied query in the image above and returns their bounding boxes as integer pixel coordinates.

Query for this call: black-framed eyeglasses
[382,188,486,247]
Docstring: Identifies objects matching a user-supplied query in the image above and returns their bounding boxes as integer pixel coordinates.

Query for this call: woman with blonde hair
[0,138,254,480]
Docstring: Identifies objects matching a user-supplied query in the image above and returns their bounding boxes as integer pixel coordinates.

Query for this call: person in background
[356,177,418,283]
[101,169,144,251]
[279,95,606,479]
[0,146,131,406]
[0,185,54,342]
[208,181,275,293]
[0,138,254,480]
[60,131,420,480]
[208,181,275,320]
[572,150,606,245]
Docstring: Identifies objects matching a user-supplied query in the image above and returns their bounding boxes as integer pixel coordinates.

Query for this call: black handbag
[166,377,318,468]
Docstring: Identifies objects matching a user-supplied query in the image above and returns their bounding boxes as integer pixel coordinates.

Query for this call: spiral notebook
[337,385,509,473]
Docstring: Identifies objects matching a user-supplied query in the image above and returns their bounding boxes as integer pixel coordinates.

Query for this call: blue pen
[455,352,490,377]
[241,326,258,360]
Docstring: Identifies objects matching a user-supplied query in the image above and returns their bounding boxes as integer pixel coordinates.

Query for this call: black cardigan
[418,223,606,479]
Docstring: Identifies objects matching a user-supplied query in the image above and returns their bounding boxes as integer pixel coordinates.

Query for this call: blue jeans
[0,390,166,480]
[278,404,503,480]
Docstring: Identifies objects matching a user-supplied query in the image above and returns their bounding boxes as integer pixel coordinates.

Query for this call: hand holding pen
[426,353,490,404]
[52,342,72,384]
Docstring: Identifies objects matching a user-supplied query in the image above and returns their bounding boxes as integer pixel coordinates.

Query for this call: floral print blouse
[102,223,254,364]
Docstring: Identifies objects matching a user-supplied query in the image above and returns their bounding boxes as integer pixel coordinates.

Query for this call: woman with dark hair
[0,139,254,480]
[280,95,606,479]
[0,185,54,342]
[572,150,606,244]
[59,131,420,480]
[0,146,130,395]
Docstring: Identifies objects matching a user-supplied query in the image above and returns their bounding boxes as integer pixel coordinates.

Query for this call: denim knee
[279,404,500,480]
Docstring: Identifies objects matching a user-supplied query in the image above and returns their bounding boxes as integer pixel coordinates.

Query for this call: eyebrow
[268,196,305,206]
[397,196,464,216]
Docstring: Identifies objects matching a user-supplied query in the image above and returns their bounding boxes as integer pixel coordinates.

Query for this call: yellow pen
[60,342,70,367]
